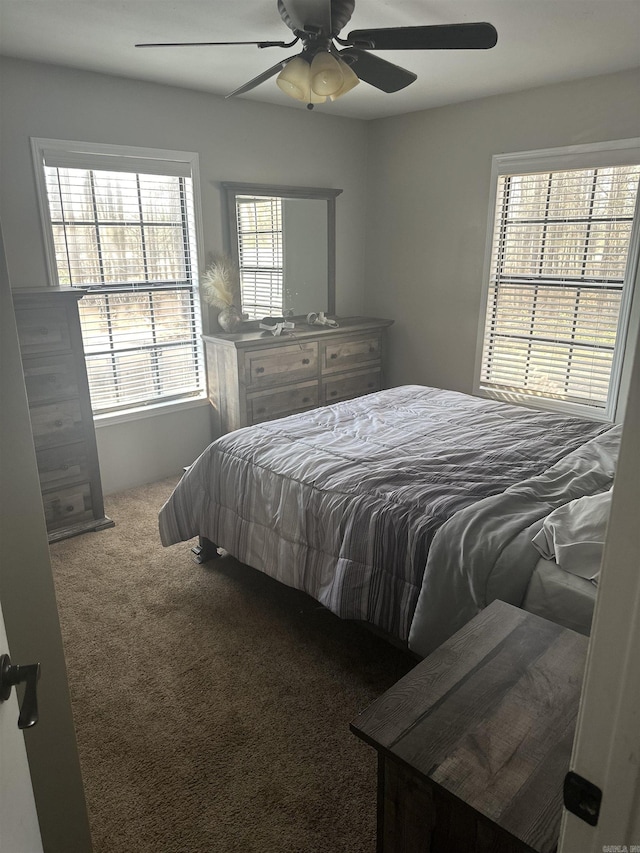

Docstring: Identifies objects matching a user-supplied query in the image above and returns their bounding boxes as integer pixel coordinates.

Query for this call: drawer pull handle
[301,358,310,365]
[65,505,75,513]
[302,397,310,403]
[330,390,337,397]
[61,464,69,471]
[369,346,376,353]
[367,383,374,389]
[256,367,265,374]
[54,419,63,427]
[256,407,266,415]
[39,327,49,336]
[330,353,338,360]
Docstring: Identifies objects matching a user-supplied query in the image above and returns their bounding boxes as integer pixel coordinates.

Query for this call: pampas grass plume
[200,254,238,309]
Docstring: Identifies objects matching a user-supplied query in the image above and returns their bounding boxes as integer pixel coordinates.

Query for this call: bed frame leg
[190,536,220,564]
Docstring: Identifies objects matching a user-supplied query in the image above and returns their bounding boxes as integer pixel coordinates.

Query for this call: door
[558,322,640,849]
[0,599,43,853]
[0,222,93,852]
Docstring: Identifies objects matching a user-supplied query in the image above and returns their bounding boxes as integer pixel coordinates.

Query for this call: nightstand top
[351,601,588,852]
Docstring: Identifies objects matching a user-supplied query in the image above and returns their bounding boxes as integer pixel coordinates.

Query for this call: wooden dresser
[351,601,588,853]
[203,316,393,434]
[13,288,114,543]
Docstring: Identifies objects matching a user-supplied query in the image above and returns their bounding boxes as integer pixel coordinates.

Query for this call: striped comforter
[159,386,617,651]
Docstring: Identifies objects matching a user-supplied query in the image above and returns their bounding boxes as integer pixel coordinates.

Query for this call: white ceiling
[1,0,639,120]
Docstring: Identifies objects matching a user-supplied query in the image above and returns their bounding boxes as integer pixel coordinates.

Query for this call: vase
[217,306,243,333]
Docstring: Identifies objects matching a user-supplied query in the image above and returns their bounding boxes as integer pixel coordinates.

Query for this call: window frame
[474,138,640,422]
[30,137,207,418]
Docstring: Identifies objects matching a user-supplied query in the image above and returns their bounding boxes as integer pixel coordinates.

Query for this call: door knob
[0,653,40,729]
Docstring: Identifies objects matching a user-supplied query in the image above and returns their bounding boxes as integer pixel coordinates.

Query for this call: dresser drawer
[244,342,318,388]
[15,306,71,355]
[42,483,94,531]
[23,355,79,404]
[29,399,84,449]
[36,443,90,489]
[247,381,319,424]
[321,334,381,373]
[322,369,381,405]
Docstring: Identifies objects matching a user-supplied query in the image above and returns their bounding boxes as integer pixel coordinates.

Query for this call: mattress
[522,558,597,636]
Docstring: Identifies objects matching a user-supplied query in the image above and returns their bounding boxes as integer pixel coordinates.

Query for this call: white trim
[33,137,196,175]
[475,388,612,422]
[473,154,502,401]
[610,173,640,418]
[492,137,640,175]
[473,138,640,421]
[93,394,209,428]
[558,325,640,851]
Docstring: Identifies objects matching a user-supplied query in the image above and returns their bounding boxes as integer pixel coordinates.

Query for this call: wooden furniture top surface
[203,316,393,349]
[351,601,589,852]
[12,286,86,302]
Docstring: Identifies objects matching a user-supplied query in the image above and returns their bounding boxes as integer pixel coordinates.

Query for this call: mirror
[221,182,342,322]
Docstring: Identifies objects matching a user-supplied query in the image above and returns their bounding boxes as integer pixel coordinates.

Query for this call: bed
[159,385,619,656]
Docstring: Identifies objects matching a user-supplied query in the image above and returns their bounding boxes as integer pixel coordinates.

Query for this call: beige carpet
[49,477,414,853]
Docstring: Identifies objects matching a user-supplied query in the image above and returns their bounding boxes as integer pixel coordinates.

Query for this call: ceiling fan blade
[225,58,292,98]
[135,40,296,48]
[338,48,416,93]
[346,22,498,51]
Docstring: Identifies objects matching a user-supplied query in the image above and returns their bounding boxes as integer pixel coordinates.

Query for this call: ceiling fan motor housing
[277,0,356,39]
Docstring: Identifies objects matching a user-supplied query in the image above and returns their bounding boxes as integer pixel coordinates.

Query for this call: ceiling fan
[136,0,498,109]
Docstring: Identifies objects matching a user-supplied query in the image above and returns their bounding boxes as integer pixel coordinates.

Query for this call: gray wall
[0,56,369,492]
[2,58,639,495]
[363,67,640,418]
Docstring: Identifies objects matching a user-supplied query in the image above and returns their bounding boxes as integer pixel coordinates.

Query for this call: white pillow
[532,489,612,583]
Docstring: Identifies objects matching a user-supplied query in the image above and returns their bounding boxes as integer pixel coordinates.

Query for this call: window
[32,139,204,416]
[476,141,640,420]
[235,195,284,319]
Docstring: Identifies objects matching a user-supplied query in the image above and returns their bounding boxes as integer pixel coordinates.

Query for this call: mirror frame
[221,182,343,317]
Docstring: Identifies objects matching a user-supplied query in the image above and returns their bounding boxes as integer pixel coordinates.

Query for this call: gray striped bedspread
[158,385,619,653]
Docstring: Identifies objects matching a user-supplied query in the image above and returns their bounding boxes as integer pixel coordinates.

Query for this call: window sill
[475,387,615,423]
[94,394,209,428]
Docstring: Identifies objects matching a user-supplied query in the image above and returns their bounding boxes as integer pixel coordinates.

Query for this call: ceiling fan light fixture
[276,55,328,105]
[276,55,312,100]
[309,51,344,96]
[329,58,360,101]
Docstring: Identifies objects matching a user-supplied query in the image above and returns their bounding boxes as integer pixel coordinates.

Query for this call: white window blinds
[40,159,203,414]
[479,163,640,414]
[235,195,283,319]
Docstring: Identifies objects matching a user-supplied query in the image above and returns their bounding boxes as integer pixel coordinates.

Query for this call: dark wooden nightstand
[351,601,588,853]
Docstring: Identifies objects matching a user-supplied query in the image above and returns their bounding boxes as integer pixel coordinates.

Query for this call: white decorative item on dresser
[203,316,393,435]
[12,288,114,542]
